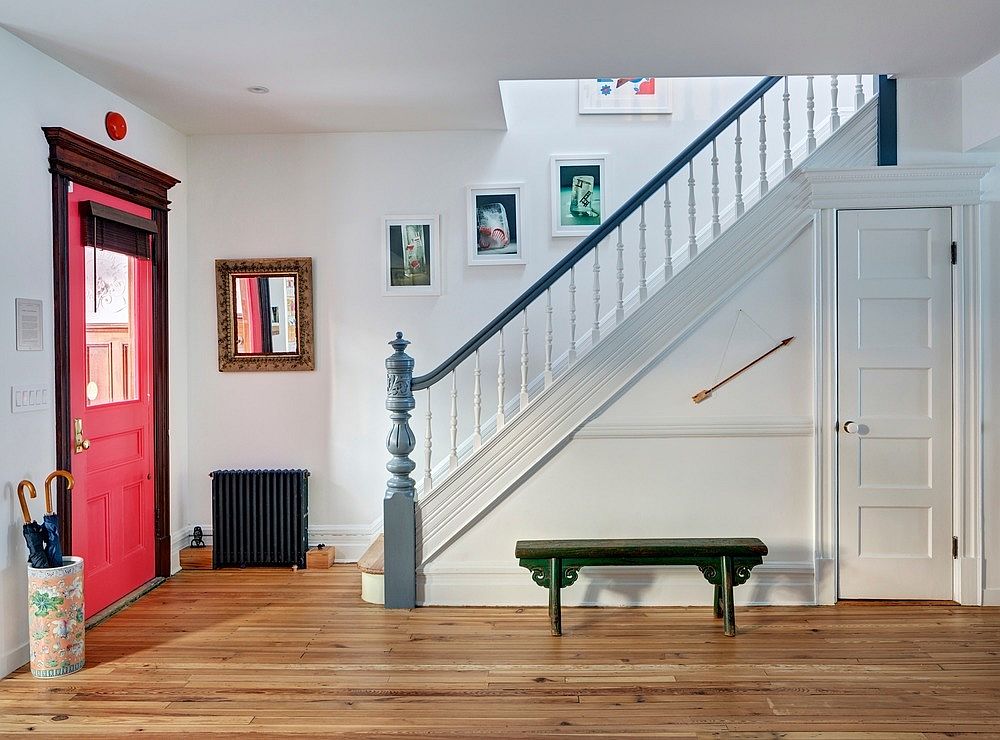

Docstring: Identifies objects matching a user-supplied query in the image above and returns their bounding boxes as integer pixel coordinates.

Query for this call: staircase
[379,74,888,608]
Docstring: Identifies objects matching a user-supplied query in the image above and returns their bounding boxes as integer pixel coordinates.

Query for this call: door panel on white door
[837,208,953,600]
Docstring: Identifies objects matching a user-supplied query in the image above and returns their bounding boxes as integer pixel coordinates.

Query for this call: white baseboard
[983,587,1000,606]
[310,524,380,563]
[958,557,983,605]
[170,527,188,575]
[814,557,837,605]
[171,522,380,565]
[417,561,815,606]
[2,643,29,679]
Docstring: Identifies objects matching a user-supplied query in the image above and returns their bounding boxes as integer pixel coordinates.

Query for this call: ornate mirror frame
[215,257,315,371]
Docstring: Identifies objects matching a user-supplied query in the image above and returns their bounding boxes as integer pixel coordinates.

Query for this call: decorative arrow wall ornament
[693,336,793,403]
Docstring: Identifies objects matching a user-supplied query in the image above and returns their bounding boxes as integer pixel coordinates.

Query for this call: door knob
[843,420,858,434]
[74,418,90,453]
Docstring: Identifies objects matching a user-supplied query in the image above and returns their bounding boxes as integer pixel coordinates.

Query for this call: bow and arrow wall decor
[692,310,793,404]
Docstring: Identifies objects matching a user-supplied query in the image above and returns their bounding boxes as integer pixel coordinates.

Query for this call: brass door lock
[74,418,90,453]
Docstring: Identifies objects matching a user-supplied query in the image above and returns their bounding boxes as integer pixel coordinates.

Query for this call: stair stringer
[416,101,878,564]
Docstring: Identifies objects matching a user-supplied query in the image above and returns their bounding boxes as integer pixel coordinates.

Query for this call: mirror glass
[216,257,313,372]
[232,274,299,355]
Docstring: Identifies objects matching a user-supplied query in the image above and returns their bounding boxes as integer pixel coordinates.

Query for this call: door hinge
[952,535,959,559]
[951,241,958,265]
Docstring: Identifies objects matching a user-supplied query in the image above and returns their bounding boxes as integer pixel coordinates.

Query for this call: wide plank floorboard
[1,566,998,737]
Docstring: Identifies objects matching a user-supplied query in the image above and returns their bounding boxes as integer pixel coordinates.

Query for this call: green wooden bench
[515,538,767,637]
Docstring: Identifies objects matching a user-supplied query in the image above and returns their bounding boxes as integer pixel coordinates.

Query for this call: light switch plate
[11,384,50,413]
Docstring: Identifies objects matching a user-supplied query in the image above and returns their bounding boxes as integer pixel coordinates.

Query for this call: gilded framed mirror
[215,257,314,371]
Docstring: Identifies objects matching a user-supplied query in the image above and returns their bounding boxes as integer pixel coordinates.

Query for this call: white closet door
[837,208,953,600]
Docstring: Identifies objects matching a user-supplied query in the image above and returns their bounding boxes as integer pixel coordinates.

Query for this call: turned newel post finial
[384,330,416,608]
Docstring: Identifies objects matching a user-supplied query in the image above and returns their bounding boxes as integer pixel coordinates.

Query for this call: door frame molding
[43,127,180,579]
[806,165,990,605]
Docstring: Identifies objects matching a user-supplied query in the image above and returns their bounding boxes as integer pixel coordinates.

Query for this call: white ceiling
[3,0,999,135]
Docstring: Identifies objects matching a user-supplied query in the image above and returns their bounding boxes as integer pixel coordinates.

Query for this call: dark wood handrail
[411,75,783,391]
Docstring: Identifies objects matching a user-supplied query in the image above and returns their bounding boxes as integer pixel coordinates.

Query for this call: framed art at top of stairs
[578,78,671,115]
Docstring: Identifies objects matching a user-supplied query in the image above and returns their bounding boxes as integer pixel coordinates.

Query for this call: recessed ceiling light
[247,85,270,94]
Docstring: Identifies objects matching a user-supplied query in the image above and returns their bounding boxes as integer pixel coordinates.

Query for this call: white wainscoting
[575,417,813,439]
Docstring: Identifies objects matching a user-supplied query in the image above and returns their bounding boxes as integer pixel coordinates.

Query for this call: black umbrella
[17,481,50,569]
[43,471,73,568]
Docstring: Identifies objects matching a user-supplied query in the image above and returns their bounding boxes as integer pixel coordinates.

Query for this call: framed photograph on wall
[550,155,608,237]
[467,184,525,265]
[578,78,671,115]
[382,215,441,295]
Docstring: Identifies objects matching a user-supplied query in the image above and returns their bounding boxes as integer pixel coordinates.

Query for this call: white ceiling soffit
[3,0,1000,135]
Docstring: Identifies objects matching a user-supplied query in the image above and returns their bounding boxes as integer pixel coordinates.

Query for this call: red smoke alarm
[105,111,127,141]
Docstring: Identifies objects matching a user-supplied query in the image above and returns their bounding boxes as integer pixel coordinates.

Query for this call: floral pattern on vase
[27,556,85,678]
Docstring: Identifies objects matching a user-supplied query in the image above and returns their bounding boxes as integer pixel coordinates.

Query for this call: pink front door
[67,183,155,617]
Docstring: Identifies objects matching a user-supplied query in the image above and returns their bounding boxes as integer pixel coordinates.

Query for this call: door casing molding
[43,127,180,579]
[805,165,990,605]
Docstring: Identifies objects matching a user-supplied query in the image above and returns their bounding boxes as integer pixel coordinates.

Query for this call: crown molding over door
[43,127,180,579]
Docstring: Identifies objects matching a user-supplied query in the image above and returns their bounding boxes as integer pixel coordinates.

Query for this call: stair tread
[357,534,384,574]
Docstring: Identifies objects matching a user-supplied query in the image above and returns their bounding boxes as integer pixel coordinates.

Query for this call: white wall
[0,28,188,678]
[977,169,1000,605]
[897,78,966,164]
[962,52,1000,152]
[184,77,828,549]
[951,57,1000,603]
[423,229,817,605]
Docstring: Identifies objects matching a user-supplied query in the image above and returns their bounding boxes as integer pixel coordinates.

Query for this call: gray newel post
[384,331,416,608]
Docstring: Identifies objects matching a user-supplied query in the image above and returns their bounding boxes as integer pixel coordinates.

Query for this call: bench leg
[548,557,562,636]
[713,584,722,618]
[721,555,736,636]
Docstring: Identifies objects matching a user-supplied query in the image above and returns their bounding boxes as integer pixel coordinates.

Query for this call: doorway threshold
[85,577,167,629]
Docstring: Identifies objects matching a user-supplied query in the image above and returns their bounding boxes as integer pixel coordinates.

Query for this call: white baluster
[806,75,816,154]
[519,309,529,410]
[855,74,865,110]
[592,245,601,344]
[782,77,792,176]
[758,97,768,197]
[496,328,505,431]
[568,267,577,363]
[687,161,697,260]
[544,288,553,387]
[423,388,433,492]
[663,182,673,280]
[710,139,721,239]
[734,118,744,218]
[449,370,458,471]
[638,203,647,302]
[615,225,625,323]
[472,349,482,450]
[830,75,840,132]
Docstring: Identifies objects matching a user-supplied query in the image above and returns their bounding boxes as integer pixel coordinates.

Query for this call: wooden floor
[2,567,999,738]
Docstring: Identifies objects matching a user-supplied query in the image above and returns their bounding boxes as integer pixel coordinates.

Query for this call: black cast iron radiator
[210,469,310,569]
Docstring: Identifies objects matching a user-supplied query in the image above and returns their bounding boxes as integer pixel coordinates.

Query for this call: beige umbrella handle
[17,480,37,524]
[44,470,74,515]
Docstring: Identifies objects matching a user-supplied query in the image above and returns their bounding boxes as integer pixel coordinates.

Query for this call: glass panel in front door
[84,248,139,406]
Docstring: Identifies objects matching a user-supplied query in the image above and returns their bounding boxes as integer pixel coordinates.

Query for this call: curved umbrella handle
[44,470,74,515]
[16,480,37,524]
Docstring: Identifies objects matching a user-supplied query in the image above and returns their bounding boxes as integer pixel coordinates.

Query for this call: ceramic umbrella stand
[27,555,85,678]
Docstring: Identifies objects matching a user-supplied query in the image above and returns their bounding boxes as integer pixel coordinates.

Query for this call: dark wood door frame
[43,127,180,578]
